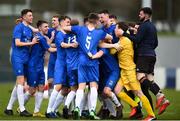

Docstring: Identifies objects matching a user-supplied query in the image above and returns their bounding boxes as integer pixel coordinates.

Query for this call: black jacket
[123,19,158,56]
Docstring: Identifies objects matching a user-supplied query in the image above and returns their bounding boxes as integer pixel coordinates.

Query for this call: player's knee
[138,76,147,83]
[38,85,44,92]
[61,87,69,96]
[137,73,146,82]
[70,85,77,91]
[29,87,36,95]
[103,87,111,97]
[90,82,98,89]
[147,74,154,81]
[54,84,62,92]
[16,76,25,85]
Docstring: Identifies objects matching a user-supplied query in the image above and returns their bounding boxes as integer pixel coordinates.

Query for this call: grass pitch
[0,82,179,120]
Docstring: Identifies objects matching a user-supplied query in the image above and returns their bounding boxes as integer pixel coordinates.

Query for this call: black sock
[141,79,154,110]
[149,81,161,96]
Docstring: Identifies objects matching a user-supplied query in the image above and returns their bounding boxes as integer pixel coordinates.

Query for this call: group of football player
[4,7,170,121]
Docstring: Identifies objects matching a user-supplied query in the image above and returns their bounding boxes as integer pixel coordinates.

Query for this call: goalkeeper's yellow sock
[140,95,155,117]
[117,92,138,107]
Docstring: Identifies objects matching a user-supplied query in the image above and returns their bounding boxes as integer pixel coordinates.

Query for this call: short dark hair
[83,16,88,24]
[109,14,117,19]
[36,20,48,28]
[117,22,128,32]
[98,9,109,14]
[52,14,60,19]
[64,16,71,21]
[140,7,152,16]
[21,9,32,17]
[88,13,99,24]
[70,19,79,26]
[58,15,65,22]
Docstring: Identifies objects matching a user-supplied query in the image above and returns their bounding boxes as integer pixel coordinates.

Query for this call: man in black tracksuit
[120,7,170,115]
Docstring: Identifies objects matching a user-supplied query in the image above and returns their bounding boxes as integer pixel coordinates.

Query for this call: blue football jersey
[102,24,118,43]
[99,48,119,72]
[71,25,107,66]
[28,32,50,69]
[55,31,66,64]
[11,22,33,62]
[64,33,79,70]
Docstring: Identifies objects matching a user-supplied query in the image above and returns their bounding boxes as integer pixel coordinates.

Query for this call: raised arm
[28,25,39,33]
[122,24,146,43]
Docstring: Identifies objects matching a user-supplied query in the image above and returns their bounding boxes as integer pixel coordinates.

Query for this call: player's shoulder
[110,24,116,29]
[14,22,23,30]
[121,36,132,46]
[56,31,66,38]
[48,27,55,31]
[36,32,44,40]
[95,28,104,33]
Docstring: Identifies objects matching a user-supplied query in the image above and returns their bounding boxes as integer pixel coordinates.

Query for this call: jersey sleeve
[47,28,54,38]
[99,30,107,41]
[55,32,64,47]
[71,25,81,35]
[40,37,50,50]
[13,24,22,39]
[99,48,106,53]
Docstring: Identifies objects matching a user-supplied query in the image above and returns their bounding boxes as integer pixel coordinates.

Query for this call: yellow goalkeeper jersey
[111,36,136,70]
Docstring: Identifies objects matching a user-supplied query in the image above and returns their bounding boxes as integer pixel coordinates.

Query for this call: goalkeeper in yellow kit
[112,22,156,121]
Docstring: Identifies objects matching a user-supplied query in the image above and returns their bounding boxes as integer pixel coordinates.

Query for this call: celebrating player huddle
[4,8,170,121]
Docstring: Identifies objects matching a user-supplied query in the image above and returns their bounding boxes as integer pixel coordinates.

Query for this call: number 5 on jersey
[85,36,91,50]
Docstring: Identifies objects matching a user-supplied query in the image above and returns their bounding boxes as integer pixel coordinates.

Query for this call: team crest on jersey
[109,80,113,86]
[18,70,21,73]
[88,32,91,35]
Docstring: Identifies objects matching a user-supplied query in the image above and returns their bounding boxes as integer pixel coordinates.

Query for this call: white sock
[65,91,76,108]
[17,85,25,112]
[24,91,31,105]
[69,98,75,113]
[34,91,43,113]
[46,89,58,113]
[79,92,85,111]
[110,92,121,107]
[85,91,90,110]
[48,88,53,97]
[51,91,64,112]
[75,89,84,109]
[7,86,17,110]
[89,87,98,111]
[104,98,116,116]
